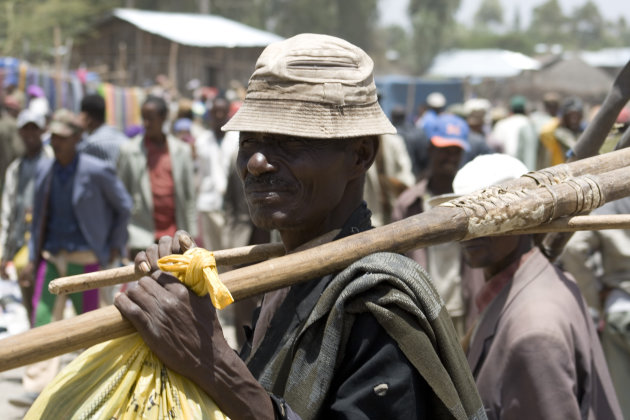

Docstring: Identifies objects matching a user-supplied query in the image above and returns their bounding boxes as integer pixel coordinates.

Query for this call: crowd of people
[0,32,628,419]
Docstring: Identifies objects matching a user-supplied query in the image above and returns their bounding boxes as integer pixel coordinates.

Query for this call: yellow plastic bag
[25,248,233,419]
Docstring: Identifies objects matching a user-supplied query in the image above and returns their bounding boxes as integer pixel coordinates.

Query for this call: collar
[53,154,79,179]
[475,247,537,313]
[333,202,373,241]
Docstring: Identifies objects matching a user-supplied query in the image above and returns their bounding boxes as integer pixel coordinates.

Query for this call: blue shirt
[42,156,90,254]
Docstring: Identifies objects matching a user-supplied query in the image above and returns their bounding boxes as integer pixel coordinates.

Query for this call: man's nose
[247,152,275,176]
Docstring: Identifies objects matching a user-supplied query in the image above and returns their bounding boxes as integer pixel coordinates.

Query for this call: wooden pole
[49,243,286,295]
[49,214,630,295]
[1,165,630,372]
[571,60,630,161]
[493,214,630,235]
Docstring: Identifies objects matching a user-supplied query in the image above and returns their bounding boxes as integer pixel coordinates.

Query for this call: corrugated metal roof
[426,49,541,79]
[580,48,630,68]
[112,8,283,48]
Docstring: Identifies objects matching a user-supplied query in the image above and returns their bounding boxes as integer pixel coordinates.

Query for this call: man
[393,114,484,337]
[0,96,22,196]
[561,196,630,419]
[12,109,131,407]
[539,96,584,167]
[195,96,239,251]
[24,109,132,327]
[117,95,197,255]
[0,109,52,317]
[416,91,446,137]
[456,154,621,419]
[78,93,128,167]
[530,91,560,135]
[390,105,429,181]
[489,95,538,170]
[115,34,484,420]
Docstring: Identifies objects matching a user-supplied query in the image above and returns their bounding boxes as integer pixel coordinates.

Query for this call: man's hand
[114,231,274,420]
[134,230,196,275]
[0,259,8,279]
[18,261,35,289]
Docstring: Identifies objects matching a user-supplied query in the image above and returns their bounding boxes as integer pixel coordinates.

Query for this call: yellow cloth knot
[157,247,234,309]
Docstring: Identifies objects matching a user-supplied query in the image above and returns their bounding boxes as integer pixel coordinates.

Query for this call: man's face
[429,145,463,178]
[51,132,80,165]
[460,235,521,269]
[563,110,583,133]
[19,123,43,154]
[141,103,165,139]
[210,99,230,128]
[236,132,354,232]
[78,111,92,131]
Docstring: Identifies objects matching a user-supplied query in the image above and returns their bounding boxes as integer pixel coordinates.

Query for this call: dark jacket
[29,153,132,266]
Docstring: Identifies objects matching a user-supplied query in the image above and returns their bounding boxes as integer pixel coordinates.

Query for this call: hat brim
[222,98,396,138]
[431,136,469,151]
[49,122,74,137]
[18,119,44,129]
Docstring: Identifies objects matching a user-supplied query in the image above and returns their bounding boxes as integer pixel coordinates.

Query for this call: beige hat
[49,109,82,137]
[222,33,395,138]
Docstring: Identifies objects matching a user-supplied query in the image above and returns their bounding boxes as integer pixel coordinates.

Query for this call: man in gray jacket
[457,154,621,419]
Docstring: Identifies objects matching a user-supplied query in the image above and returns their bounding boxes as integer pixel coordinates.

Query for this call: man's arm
[97,164,132,259]
[114,233,274,420]
[500,331,581,420]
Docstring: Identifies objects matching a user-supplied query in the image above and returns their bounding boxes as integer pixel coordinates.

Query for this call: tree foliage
[1,0,119,60]
[408,0,461,74]
[474,0,503,29]
[528,0,571,46]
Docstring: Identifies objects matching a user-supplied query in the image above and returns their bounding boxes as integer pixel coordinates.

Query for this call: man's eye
[284,137,307,147]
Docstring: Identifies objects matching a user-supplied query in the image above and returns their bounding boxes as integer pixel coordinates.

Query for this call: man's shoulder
[119,135,143,154]
[78,153,115,175]
[500,256,586,338]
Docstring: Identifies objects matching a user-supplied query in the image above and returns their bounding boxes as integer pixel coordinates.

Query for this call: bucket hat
[49,109,82,137]
[222,33,395,138]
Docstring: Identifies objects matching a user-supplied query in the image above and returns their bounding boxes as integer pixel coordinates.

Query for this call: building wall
[71,17,262,93]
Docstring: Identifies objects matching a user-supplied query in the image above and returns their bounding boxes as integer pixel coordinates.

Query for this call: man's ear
[348,136,379,179]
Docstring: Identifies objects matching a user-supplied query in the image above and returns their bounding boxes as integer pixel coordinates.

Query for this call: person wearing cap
[454,154,621,419]
[393,114,485,338]
[13,109,131,405]
[117,95,197,256]
[78,93,128,168]
[416,91,447,137]
[489,95,538,170]
[0,110,52,312]
[115,34,484,420]
[23,108,132,327]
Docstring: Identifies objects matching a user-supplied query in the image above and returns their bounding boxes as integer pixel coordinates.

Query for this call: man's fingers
[158,236,174,259]
[173,230,195,254]
[134,249,154,275]
[114,290,152,331]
